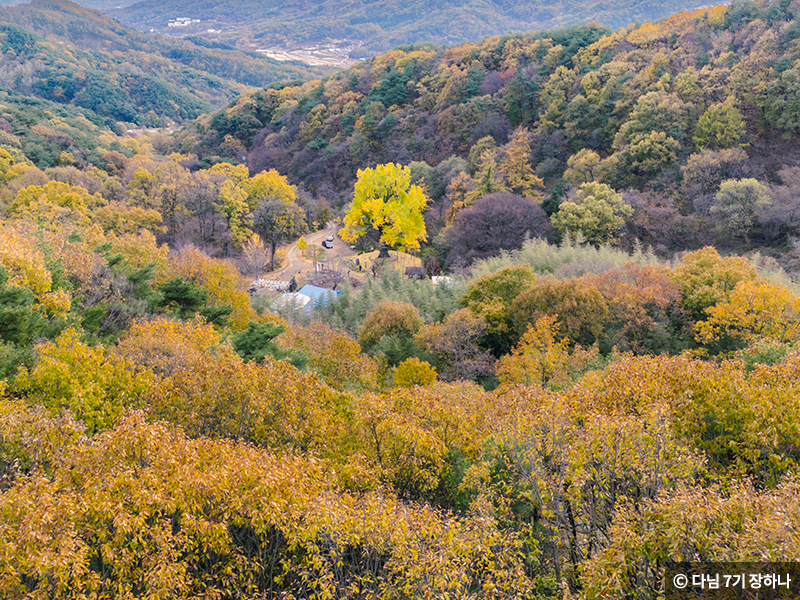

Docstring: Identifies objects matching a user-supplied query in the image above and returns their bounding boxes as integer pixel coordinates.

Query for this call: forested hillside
[0,0,329,124]
[4,164,800,596]
[171,0,800,272]
[4,0,800,597]
[113,0,709,54]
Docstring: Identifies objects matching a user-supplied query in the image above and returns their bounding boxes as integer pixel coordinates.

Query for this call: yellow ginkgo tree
[341,163,428,258]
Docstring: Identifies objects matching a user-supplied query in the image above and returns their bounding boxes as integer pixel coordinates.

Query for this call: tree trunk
[376,225,391,259]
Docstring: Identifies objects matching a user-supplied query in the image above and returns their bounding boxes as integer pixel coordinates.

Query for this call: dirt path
[269,223,424,289]
[273,222,344,282]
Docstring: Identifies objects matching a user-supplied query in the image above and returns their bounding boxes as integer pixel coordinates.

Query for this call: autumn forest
[3,0,800,597]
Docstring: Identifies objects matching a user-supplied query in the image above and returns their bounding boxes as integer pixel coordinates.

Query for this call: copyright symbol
[673,574,689,589]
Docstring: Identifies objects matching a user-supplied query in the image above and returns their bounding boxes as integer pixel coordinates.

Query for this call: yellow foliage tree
[355,391,447,496]
[206,162,249,183]
[279,322,378,391]
[0,147,27,183]
[0,397,85,479]
[358,299,423,351]
[168,245,261,330]
[12,329,155,434]
[341,163,428,258]
[468,149,507,203]
[112,316,235,377]
[671,246,759,319]
[92,200,164,234]
[563,148,603,186]
[146,352,349,454]
[394,357,438,387]
[9,181,100,230]
[0,412,534,598]
[497,314,599,388]
[125,166,158,210]
[444,170,476,225]
[108,229,170,278]
[0,222,71,315]
[696,280,800,346]
[497,315,571,387]
[498,127,545,201]
[214,179,251,249]
[0,224,54,297]
[240,169,296,210]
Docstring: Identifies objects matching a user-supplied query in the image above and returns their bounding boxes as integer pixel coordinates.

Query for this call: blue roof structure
[296,284,340,308]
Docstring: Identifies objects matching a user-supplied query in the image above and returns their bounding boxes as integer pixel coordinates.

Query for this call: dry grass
[347,250,423,275]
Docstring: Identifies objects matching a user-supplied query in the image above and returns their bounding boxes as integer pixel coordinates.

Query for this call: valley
[2,0,800,597]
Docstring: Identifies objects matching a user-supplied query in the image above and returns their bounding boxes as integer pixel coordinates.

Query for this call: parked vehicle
[326,234,335,242]
[322,240,333,249]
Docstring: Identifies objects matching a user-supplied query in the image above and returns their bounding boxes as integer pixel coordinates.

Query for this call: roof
[272,293,311,311]
[431,276,454,287]
[296,284,340,308]
[272,285,340,312]
[297,284,338,300]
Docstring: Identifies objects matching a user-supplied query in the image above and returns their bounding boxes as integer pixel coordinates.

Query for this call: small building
[273,284,340,313]
[272,292,312,311]
[296,284,340,308]
[404,266,425,279]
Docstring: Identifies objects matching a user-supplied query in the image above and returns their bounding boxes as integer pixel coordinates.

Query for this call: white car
[326,234,335,243]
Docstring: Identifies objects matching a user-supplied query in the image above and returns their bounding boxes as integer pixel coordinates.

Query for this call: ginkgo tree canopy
[341,163,428,255]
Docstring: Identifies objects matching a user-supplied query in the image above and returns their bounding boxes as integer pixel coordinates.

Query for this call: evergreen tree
[469,150,506,202]
[232,322,307,368]
[498,127,545,201]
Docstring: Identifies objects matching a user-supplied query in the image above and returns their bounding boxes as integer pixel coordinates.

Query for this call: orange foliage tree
[588,263,688,353]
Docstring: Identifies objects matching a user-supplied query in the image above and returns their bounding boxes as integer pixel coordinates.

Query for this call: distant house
[167,17,200,27]
[404,266,425,279]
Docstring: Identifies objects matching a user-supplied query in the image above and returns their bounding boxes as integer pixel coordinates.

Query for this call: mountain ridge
[0,0,331,124]
[111,0,711,54]
[163,0,800,268]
